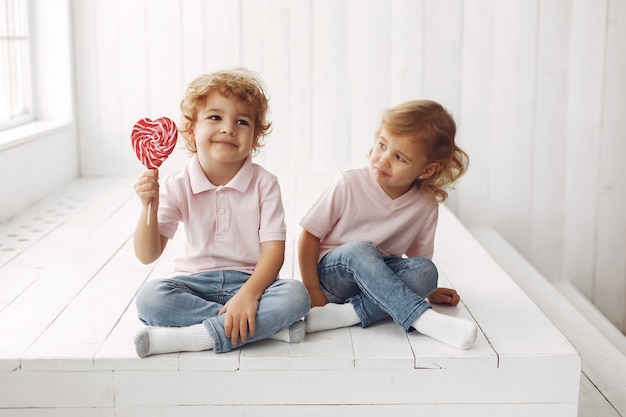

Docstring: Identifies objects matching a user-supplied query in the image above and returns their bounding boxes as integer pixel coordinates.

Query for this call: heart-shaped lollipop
[131,117,178,170]
[131,117,178,225]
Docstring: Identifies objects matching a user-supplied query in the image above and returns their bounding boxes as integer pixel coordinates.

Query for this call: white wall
[67,0,626,333]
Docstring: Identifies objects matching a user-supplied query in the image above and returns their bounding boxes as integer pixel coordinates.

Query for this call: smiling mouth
[212,140,237,148]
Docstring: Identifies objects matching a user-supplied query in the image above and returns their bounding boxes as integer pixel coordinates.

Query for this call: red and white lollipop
[131,117,178,224]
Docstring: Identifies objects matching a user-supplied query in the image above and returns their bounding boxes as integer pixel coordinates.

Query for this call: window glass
[0,0,31,130]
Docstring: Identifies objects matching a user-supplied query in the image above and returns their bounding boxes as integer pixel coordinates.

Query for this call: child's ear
[420,163,441,179]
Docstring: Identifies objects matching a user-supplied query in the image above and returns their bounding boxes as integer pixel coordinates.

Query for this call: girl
[298,100,477,350]
[133,68,310,357]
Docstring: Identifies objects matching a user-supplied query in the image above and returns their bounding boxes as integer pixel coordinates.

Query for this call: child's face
[190,91,256,168]
[369,127,438,199]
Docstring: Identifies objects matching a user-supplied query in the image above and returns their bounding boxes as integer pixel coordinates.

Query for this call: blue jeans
[135,271,311,353]
[318,241,437,332]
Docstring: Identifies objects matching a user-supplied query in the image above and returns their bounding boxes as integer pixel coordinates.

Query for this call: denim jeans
[135,271,311,353]
[318,241,437,332]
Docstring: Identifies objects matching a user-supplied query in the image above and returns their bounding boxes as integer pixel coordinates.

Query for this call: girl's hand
[427,287,461,306]
[134,170,159,209]
[218,291,259,345]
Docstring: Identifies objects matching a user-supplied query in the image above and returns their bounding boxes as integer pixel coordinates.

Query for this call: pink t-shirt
[300,166,439,261]
[158,155,286,274]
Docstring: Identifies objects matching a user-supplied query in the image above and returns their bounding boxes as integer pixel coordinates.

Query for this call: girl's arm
[133,170,168,264]
[218,240,285,345]
[298,229,328,307]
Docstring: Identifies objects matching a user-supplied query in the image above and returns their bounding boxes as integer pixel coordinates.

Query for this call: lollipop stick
[147,201,152,226]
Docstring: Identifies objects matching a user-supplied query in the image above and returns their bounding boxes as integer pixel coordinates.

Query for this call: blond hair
[376,100,469,201]
[179,68,272,155]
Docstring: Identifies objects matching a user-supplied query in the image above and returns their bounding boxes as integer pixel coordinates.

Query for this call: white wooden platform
[0,176,581,416]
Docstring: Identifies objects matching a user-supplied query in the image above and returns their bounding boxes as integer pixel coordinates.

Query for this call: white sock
[305,303,361,333]
[412,308,477,350]
[134,323,213,358]
[268,320,306,343]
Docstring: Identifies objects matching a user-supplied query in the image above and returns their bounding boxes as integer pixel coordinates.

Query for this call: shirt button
[218,208,226,215]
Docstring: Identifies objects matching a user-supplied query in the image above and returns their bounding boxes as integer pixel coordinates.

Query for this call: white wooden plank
[286,0,312,175]
[528,0,572,283]
[389,0,424,104]
[203,0,240,71]
[310,0,351,175]
[21,236,151,371]
[423,0,463,111]
[350,320,415,370]
[71,0,101,177]
[94,298,182,372]
[594,0,626,331]
[472,227,626,415]
[422,0,463,212]
[410,302,497,370]
[113,367,579,406]
[434,206,580,369]
[145,2,183,120]
[238,338,293,370]
[254,0,293,177]
[561,0,608,298]
[0,188,138,370]
[289,328,355,370]
[347,0,389,169]
[455,0,493,226]
[554,281,626,356]
[113,404,578,417]
[578,373,622,417]
[93,0,124,176]
[277,175,296,279]
[0,371,113,408]
[487,0,538,252]
[0,409,113,417]
[116,0,150,175]
[180,0,206,85]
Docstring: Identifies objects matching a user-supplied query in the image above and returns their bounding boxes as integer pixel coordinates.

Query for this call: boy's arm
[219,240,285,345]
[133,170,168,264]
[298,229,328,307]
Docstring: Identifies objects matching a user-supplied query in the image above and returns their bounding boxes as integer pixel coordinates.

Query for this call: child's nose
[220,121,236,135]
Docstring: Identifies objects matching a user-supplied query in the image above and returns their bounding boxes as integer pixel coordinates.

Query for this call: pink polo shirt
[158,155,286,274]
[300,166,439,261]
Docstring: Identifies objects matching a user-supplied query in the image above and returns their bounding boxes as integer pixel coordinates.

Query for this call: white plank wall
[7,0,619,335]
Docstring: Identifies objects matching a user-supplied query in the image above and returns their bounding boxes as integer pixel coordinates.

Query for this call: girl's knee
[420,258,439,293]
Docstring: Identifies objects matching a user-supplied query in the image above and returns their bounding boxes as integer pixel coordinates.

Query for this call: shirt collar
[189,154,253,194]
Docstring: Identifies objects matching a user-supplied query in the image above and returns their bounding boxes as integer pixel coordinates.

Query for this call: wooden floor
[0,176,588,416]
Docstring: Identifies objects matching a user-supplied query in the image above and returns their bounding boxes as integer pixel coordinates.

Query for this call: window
[0,0,31,130]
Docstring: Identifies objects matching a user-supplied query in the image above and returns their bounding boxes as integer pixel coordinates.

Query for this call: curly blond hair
[376,100,469,202]
[179,68,272,155]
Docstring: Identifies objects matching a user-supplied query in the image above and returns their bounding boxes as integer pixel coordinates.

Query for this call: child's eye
[378,142,386,150]
[396,154,406,162]
[237,119,250,126]
[208,115,221,121]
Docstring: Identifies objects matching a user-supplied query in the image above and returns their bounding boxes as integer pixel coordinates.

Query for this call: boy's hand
[427,287,461,306]
[308,287,329,308]
[134,170,159,209]
[218,292,259,345]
